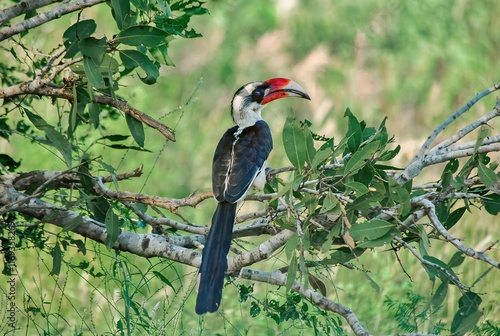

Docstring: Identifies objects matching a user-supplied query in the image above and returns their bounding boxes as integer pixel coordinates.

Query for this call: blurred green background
[3,0,500,334]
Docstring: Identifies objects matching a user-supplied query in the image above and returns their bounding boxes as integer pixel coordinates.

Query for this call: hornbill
[195,78,310,314]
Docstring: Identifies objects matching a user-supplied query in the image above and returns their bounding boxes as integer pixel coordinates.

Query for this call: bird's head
[231,78,310,128]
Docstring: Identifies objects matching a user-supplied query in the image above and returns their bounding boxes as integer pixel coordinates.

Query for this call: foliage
[0,1,499,336]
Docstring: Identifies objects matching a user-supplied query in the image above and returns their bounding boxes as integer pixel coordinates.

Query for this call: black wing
[212,120,273,203]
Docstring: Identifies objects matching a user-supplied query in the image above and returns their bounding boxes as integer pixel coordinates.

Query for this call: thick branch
[4,165,143,191]
[0,0,62,25]
[229,228,294,272]
[0,0,107,42]
[0,181,201,266]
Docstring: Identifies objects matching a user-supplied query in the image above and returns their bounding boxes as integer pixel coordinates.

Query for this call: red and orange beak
[261,78,311,105]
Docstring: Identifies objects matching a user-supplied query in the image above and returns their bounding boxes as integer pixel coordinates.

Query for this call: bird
[195,78,310,314]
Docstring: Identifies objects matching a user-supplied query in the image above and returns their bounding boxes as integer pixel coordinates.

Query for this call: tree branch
[0,0,63,26]
[239,269,370,336]
[0,0,107,42]
[94,177,211,211]
[397,84,500,183]
[416,198,500,269]
[0,181,202,266]
[2,83,176,141]
[230,229,294,272]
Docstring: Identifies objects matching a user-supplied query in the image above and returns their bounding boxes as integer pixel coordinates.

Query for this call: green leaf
[379,145,401,161]
[459,292,482,309]
[320,223,341,253]
[478,162,499,188]
[346,181,370,196]
[347,191,384,212]
[322,247,366,265]
[78,37,107,63]
[119,49,159,84]
[448,252,465,268]
[474,125,490,155]
[483,193,500,215]
[310,146,332,169]
[125,114,145,147]
[44,127,73,168]
[431,281,448,307]
[105,208,120,250]
[152,271,175,290]
[99,55,120,76]
[444,207,466,230]
[89,102,100,128]
[24,108,50,130]
[344,108,362,152]
[63,19,97,58]
[286,255,298,293]
[23,108,72,168]
[303,124,316,167]
[68,85,79,140]
[98,159,118,190]
[452,310,482,336]
[390,184,411,216]
[343,141,379,176]
[83,56,106,89]
[0,154,21,171]
[49,242,62,276]
[363,272,380,293]
[285,233,299,260]
[349,219,393,241]
[149,44,175,66]
[423,255,453,283]
[319,192,339,214]
[110,0,133,30]
[250,301,261,317]
[115,25,169,47]
[99,134,130,142]
[282,117,307,172]
[451,292,483,336]
[106,144,152,152]
[357,228,399,248]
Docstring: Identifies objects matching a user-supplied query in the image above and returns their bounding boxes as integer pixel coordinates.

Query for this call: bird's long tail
[195,201,236,314]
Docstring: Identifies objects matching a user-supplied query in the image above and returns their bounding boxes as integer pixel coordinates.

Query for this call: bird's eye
[251,88,264,102]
